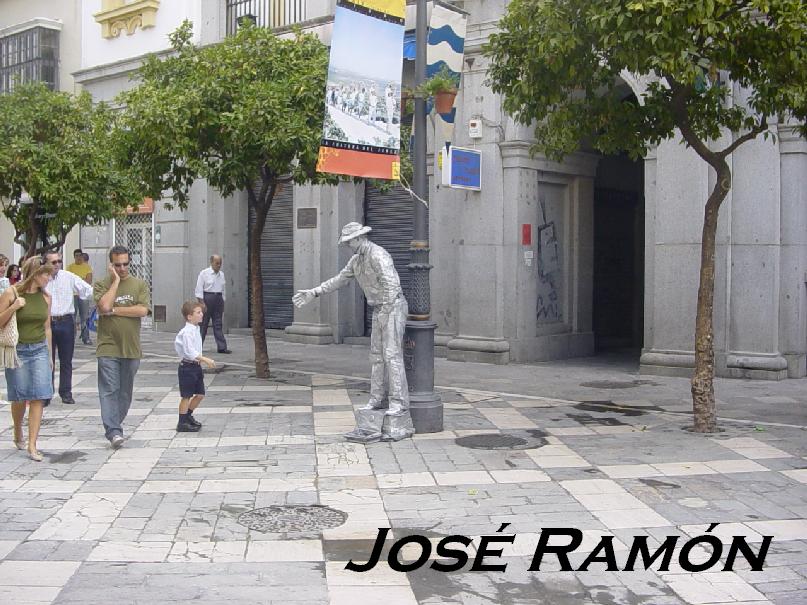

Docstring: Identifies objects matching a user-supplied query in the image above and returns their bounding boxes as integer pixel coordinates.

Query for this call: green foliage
[0,82,140,256]
[485,0,807,161]
[417,65,460,97]
[116,21,335,209]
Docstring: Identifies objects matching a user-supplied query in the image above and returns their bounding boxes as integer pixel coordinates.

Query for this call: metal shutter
[248,182,294,329]
[363,184,414,334]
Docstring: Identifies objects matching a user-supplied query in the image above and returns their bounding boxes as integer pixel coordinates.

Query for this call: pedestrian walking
[293,222,414,442]
[174,300,215,432]
[67,248,94,345]
[44,251,93,405]
[94,245,151,449]
[194,255,231,353]
[0,257,55,461]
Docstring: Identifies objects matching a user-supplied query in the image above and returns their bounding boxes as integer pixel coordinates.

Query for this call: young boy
[174,301,215,432]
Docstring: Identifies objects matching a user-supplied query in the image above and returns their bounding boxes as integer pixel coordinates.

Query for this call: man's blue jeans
[74,296,91,344]
[97,357,140,440]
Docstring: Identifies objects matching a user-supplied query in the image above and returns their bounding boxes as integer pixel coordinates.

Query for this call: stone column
[723,114,786,380]
[777,123,807,377]
[285,182,364,344]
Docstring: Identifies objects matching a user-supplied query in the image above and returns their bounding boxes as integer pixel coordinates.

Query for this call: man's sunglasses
[113,262,130,268]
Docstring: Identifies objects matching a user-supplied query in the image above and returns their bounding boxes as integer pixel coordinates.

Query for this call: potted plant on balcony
[418,65,460,114]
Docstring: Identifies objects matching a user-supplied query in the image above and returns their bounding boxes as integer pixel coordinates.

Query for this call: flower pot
[434,90,457,114]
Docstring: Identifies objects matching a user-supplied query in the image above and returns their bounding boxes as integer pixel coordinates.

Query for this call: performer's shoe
[344,429,382,444]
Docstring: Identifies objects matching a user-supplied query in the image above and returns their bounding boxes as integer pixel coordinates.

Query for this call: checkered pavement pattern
[1,352,806,605]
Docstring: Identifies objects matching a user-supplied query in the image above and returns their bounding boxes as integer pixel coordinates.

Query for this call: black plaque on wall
[297,208,318,229]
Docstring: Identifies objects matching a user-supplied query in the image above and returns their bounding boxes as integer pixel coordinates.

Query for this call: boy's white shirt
[174,322,202,361]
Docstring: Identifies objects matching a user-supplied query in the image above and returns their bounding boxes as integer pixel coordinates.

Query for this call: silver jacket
[319,240,402,307]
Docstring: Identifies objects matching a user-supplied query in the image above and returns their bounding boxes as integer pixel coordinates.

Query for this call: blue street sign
[449,146,481,190]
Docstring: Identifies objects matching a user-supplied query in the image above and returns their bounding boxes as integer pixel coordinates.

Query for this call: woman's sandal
[13,436,25,450]
[27,449,44,462]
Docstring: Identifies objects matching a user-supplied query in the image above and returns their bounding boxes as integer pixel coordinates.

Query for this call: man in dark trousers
[195,255,231,353]
[44,251,93,404]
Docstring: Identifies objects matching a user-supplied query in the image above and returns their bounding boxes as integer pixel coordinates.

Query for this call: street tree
[116,21,332,378]
[485,0,807,432]
[0,82,140,258]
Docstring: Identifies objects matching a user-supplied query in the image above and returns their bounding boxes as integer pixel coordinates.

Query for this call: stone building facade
[8,0,804,379]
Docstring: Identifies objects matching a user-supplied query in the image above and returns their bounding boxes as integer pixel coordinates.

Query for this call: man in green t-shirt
[94,245,151,449]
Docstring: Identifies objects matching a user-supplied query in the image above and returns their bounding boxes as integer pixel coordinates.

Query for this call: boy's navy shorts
[178,361,205,398]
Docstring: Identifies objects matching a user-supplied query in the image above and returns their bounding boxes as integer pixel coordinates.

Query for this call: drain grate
[237,505,347,533]
[455,430,548,450]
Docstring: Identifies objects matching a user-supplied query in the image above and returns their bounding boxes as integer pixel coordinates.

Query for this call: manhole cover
[455,430,548,450]
[237,505,347,533]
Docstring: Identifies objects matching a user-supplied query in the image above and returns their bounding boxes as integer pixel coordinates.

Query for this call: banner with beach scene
[317,0,406,180]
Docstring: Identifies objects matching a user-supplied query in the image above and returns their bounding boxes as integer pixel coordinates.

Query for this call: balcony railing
[226,0,307,35]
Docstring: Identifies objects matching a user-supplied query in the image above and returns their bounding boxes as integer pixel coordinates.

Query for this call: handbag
[0,288,20,369]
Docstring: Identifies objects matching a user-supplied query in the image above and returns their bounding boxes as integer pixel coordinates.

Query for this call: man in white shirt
[194,254,231,353]
[44,251,93,404]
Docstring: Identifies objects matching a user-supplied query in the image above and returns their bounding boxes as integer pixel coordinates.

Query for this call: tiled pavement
[0,334,805,604]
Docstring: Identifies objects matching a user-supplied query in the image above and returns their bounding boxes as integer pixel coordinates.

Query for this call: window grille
[226,0,306,36]
[0,26,59,93]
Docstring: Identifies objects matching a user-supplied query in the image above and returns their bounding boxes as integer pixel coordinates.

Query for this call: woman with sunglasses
[0,257,54,461]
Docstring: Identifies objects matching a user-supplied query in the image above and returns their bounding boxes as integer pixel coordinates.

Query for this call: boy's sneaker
[177,418,200,432]
[110,435,125,449]
[187,413,202,428]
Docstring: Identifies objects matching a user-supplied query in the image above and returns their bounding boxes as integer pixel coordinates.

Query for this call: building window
[0,26,59,93]
[226,0,307,36]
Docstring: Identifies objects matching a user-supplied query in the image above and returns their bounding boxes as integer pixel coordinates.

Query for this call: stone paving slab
[0,336,805,604]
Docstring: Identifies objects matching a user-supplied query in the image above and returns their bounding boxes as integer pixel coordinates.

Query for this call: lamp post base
[405,319,443,433]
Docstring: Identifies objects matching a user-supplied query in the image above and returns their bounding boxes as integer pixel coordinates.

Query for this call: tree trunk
[691,161,731,432]
[247,172,278,380]
[250,201,271,378]
[24,203,39,260]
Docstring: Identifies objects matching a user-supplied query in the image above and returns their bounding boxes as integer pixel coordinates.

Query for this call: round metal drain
[455,430,548,450]
[237,505,347,533]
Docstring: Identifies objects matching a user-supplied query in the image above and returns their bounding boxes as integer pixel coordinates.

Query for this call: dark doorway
[593,153,644,352]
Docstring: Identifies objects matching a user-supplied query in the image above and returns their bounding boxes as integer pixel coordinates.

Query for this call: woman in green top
[0,257,54,461]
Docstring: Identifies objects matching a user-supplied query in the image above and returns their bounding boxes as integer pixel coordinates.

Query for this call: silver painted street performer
[292,222,414,442]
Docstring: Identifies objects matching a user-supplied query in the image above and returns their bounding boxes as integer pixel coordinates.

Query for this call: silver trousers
[368,296,409,414]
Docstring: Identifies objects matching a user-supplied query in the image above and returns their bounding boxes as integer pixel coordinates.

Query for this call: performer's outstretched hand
[292,289,316,308]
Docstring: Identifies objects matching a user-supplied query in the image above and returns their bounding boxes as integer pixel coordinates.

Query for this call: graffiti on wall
[536,198,562,323]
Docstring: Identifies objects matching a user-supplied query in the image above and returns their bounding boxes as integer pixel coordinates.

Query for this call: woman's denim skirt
[4,340,53,404]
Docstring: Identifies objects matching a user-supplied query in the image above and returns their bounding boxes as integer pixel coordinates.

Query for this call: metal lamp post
[405,0,443,433]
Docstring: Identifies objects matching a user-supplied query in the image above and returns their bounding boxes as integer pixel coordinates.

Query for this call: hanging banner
[427,4,467,141]
[317,0,406,180]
